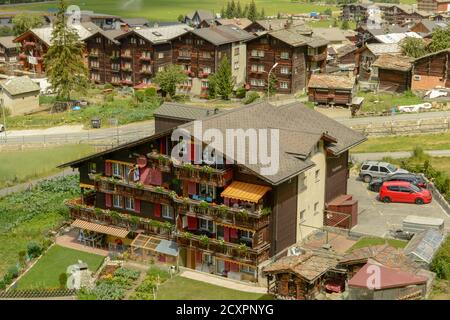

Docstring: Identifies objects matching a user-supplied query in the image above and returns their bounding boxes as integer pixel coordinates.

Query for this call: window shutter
[154,203,161,217]
[105,194,112,208]
[105,161,112,176]
[187,216,197,230]
[160,139,166,154]
[224,261,230,271]
[196,251,202,263]
[229,228,238,239]
[190,142,195,162]
[134,199,141,213]
[188,182,196,195]
[230,262,239,272]
[150,168,162,186]
[223,227,230,242]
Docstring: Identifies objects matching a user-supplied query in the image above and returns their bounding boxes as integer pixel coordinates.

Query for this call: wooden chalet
[356,43,402,81]
[246,29,328,94]
[418,0,450,13]
[307,74,356,106]
[371,54,413,93]
[411,48,450,91]
[183,10,215,28]
[0,36,18,65]
[244,19,312,36]
[171,25,254,97]
[60,101,366,283]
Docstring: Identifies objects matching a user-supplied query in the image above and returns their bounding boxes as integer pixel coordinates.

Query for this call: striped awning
[220,181,271,203]
[71,219,129,238]
[80,183,95,189]
[215,222,255,233]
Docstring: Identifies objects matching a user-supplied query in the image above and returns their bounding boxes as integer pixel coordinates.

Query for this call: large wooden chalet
[61,101,365,283]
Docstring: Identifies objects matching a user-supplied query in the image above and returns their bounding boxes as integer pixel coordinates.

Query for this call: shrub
[103,83,114,89]
[113,268,141,281]
[41,238,53,251]
[59,273,68,288]
[243,91,260,105]
[27,242,42,259]
[431,235,450,280]
[7,265,19,279]
[235,86,247,99]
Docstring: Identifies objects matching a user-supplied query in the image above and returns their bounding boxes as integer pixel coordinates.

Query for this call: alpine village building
[61,101,366,283]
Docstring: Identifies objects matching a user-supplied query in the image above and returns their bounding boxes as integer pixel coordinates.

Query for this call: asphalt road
[337,110,450,126]
[351,150,450,162]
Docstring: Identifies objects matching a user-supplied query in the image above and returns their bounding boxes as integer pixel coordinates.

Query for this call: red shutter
[223,227,230,242]
[154,203,161,217]
[188,182,197,195]
[150,168,162,186]
[224,261,230,271]
[230,262,239,272]
[160,139,166,155]
[105,162,112,176]
[134,199,141,213]
[187,216,197,230]
[105,194,112,208]
[190,142,195,162]
[139,167,151,184]
[230,228,238,239]
[196,251,202,263]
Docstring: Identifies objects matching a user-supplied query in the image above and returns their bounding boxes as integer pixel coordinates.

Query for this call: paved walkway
[351,149,450,162]
[55,230,109,257]
[179,270,267,294]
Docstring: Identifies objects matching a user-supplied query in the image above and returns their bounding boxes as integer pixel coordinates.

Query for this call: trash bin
[91,118,101,129]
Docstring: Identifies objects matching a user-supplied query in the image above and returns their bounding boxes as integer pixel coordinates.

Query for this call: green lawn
[0,0,337,21]
[17,245,104,289]
[0,144,95,189]
[156,276,272,300]
[348,237,407,252]
[357,91,423,113]
[352,133,450,154]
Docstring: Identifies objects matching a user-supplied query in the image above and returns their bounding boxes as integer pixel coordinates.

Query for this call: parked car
[379,181,432,205]
[368,173,426,192]
[359,161,408,183]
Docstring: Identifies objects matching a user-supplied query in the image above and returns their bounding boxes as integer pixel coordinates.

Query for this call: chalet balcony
[198,72,210,78]
[122,67,133,73]
[89,52,99,58]
[172,163,233,187]
[177,55,191,61]
[18,53,27,60]
[121,53,132,59]
[250,55,264,60]
[146,151,172,172]
[139,56,152,62]
[307,51,327,62]
[23,41,35,48]
[140,69,152,75]
[110,55,120,61]
[65,198,173,237]
[175,232,270,266]
[121,79,133,85]
[183,70,194,77]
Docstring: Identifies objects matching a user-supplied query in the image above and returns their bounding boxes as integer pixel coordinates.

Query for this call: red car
[379,181,432,205]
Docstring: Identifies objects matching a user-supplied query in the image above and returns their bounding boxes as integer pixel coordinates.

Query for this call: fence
[0,288,77,299]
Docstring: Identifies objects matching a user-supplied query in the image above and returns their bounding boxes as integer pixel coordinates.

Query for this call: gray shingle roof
[267,29,328,48]
[153,102,222,121]
[25,22,101,46]
[1,76,40,95]
[186,10,215,21]
[192,25,254,45]
[134,24,193,44]
[0,36,16,49]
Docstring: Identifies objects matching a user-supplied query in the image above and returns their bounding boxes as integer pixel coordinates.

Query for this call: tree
[260,8,266,19]
[177,14,184,23]
[12,12,44,36]
[209,55,234,100]
[230,0,236,17]
[322,8,333,16]
[236,1,243,17]
[220,7,226,19]
[243,4,249,18]
[247,0,258,22]
[44,0,88,101]
[226,1,233,18]
[333,19,338,27]
[341,20,350,30]
[429,26,450,53]
[0,25,13,36]
[153,64,187,97]
[400,37,428,58]
[268,73,277,96]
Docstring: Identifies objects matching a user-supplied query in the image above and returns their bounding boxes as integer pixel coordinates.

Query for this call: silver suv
[359,161,408,183]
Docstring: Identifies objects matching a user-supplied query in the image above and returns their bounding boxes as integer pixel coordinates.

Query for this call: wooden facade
[0,36,18,64]
[411,49,450,91]
[307,74,355,106]
[14,30,48,74]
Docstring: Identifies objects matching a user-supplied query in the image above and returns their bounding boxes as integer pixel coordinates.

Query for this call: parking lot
[348,175,450,237]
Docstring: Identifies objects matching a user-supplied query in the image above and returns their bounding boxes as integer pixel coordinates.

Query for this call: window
[388,186,400,192]
[202,66,211,74]
[280,66,290,74]
[240,265,255,275]
[250,78,265,87]
[260,38,268,44]
[315,169,320,182]
[314,202,319,214]
[369,166,379,172]
[380,167,389,173]
[280,51,290,59]
[130,37,136,44]
[196,39,204,45]
[180,49,190,57]
[158,52,164,59]
[251,49,264,57]
[112,162,121,177]
[199,218,214,233]
[199,183,215,199]
[280,81,289,89]
[125,197,134,210]
[201,51,211,59]
[88,162,96,173]
[158,66,165,72]
[240,230,253,241]
[162,204,174,219]
[96,37,101,44]
[234,47,240,55]
[201,80,209,89]
[361,165,370,170]
[186,38,193,45]
[234,62,239,70]
[113,195,122,208]
[300,209,306,222]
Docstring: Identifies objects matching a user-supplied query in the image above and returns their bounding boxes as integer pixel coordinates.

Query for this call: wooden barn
[411,48,450,91]
[308,74,355,106]
[371,54,413,93]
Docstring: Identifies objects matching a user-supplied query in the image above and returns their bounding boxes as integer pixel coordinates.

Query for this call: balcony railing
[146,152,172,172]
[178,55,191,60]
[172,163,232,187]
[175,232,270,266]
[139,56,152,61]
[121,53,132,59]
[140,69,152,75]
[65,198,174,236]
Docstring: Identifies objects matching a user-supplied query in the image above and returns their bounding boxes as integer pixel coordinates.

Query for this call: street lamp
[267,62,279,100]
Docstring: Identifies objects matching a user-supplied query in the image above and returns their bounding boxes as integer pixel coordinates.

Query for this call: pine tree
[226,2,233,18]
[209,55,234,100]
[243,4,249,18]
[341,20,350,30]
[44,0,88,101]
[230,0,236,18]
[260,8,266,19]
[429,26,450,53]
[247,0,258,21]
[220,7,226,19]
[236,1,243,18]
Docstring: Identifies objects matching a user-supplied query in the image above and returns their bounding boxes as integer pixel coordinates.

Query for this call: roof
[84,29,126,44]
[336,44,357,58]
[192,25,254,46]
[366,43,402,55]
[404,229,445,264]
[372,54,413,71]
[179,101,366,185]
[348,262,427,290]
[308,74,355,90]
[220,181,272,203]
[375,32,422,44]
[252,19,309,32]
[153,102,222,121]
[0,36,16,49]
[312,27,356,42]
[71,219,129,238]
[1,76,40,95]
[267,28,328,48]
[155,239,179,256]
[120,18,150,26]
[186,9,215,21]
[216,18,252,29]
[417,20,448,33]
[134,24,193,44]
[131,234,179,256]
[263,250,341,282]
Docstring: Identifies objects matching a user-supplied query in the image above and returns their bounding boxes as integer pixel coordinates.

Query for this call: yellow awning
[71,219,129,238]
[80,183,95,189]
[215,222,255,233]
[215,256,256,268]
[220,181,271,203]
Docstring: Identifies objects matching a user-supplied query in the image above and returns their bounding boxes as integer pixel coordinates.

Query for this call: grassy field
[17,245,104,289]
[0,175,79,277]
[357,91,423,113]
[352,133,450,153]
[348,237,407,252]
[0,0,338,21]
[157,276,272,300]
[0,144,94,189]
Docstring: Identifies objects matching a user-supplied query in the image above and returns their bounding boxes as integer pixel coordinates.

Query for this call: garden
[356,91,423,113]
[0,175,79,283]
[347,237,407,252]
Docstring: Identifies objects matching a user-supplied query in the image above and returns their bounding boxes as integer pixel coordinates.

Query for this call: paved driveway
[348,175,450,237]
